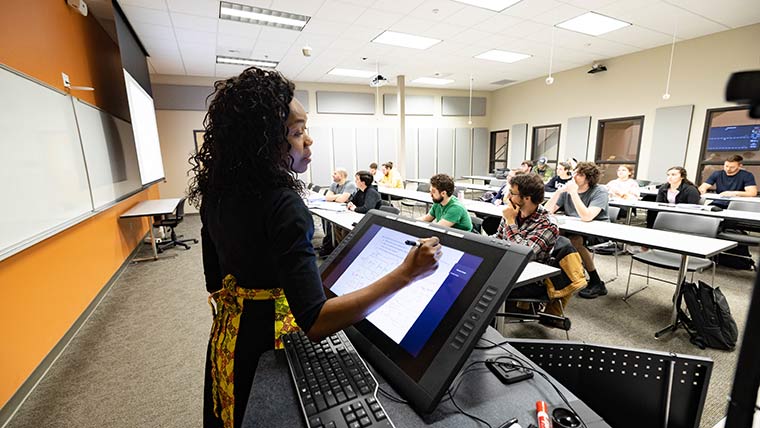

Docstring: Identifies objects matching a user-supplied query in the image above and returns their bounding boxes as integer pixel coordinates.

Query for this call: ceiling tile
[257,26,302,43]
[170,12,218,32]
[175,28,217,46]
[389,16,437,34]
[121,5,172,26]
[215,63,248,78]
[217,20,263,38]
[353,9,404,30]
[530,3,587,26]
[662,0,760,28]
[270,0,325,16]
[408,0,466,22]
[294,33,337,51]
[340,24,385,42]
[597,24,673,49]
[132,22,175,40]
[217,33,257,53]
[558,0,618,9]
[251,41,294,61]
[441,5,497,27]
[421,22,468,39]
[148,58,186,75]
[371,0,427,15]
[479,13,523,33]
[502,20,550,38]
[606,1,730,40]
[165,0,219,18]
[302,18,349,36]
[501,0,565,19]
[314,0,367,23]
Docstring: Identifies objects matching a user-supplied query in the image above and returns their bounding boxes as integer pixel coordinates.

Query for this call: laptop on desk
[317,210,532,414]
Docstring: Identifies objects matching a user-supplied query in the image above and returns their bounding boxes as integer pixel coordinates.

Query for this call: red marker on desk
[536,401,551,428]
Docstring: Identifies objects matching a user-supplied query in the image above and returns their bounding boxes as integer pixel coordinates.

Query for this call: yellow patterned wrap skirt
[207,274,300,428]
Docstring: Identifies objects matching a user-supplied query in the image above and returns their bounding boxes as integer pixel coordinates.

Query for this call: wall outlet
[61,72,70,88]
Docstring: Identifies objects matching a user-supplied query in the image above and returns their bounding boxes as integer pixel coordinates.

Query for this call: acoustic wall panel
[152,84,212,111]
[294,90,309,113]
[472,128,489,175]
[378,128,397,164]
[454,128,472,178]
[566,116,591,161]
[383,94,435,115]
[441,96,486,116]
[332,128,357,173]
[405,128,418,179]
[308,127,332,185]
[437,128,454,176]
[316,91,375,115]
[355,128,377,171]
[647,105,694,179]
[509,123,528,166]
[417,128,437,179]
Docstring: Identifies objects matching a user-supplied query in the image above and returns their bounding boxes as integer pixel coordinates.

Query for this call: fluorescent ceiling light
[474,49,531,63]
[372,31,441,50]
[328,68,376,78]
[219,1,310,31]
[452,0,522,12]
[556,12,631,36]
[216,56,278,68]
[412,77,454,85]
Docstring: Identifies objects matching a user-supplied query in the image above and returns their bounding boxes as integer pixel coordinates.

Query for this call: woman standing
[606,165,640,200]
[646,166,701,227]
[188,67,441,428]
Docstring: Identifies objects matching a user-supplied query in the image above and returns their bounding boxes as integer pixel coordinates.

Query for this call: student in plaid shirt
[493,173,559,263]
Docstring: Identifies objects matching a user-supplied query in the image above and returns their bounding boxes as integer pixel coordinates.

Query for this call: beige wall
[152,77,493,212]
[489,23,760,181]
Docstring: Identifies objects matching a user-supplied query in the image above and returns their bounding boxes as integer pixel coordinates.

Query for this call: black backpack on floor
[677,280,738,350]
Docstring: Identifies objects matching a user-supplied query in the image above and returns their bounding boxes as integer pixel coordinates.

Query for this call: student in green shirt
[418,174,473,232]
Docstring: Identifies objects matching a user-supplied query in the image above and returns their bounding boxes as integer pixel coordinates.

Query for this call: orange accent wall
[0,1,156,407]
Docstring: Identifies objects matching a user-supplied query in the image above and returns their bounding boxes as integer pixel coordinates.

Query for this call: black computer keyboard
[283,331,394,428]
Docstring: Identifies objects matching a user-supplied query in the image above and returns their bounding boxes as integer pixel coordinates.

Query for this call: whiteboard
[75,100,142,209]
[124,70,165,185]
[0,67,93,255]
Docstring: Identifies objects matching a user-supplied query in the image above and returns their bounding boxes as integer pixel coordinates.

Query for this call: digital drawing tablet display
[324,224,483,358]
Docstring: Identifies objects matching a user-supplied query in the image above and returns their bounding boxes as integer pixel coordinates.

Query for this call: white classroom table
[608,198,760,225]
[404,178,501,192]
[308,206,560,288]
[120,198,182,262]
[462,174,501,184]
[639,187,760,204]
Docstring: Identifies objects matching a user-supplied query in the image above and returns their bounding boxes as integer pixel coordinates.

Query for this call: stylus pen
[404,239,422,248]
[497,417,519,428]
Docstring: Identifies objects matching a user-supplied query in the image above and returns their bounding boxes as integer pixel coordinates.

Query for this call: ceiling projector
[588,63,607,74]
[370,74,388,87]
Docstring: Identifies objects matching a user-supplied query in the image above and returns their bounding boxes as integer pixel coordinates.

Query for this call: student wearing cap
[533,157,554,182]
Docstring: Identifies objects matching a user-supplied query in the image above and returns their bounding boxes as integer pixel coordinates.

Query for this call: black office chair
[717,200,760,268]
[470,215,483,234]
[624,212,720,301]
[400,182,430,216]
[153,198,198,252]
[378,205,400,215]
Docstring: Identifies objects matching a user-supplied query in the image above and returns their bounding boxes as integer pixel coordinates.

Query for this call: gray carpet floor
[5,214,753,428]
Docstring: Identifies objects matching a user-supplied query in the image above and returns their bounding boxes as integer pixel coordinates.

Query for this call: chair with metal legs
[588,206,622,282]
[624,212,720,301]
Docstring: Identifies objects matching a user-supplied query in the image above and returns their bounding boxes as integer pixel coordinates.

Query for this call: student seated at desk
[493,173,559,264]
[544,161,572,192]
[646,166,700,228]
[189,67,441,428]
[545,161,610,299]
[533,156,554,182]
[698,155,758,208]
[347,171,381,213]
[324,168,356,202]
[418,174,473,232]
[377,161,404,188]
[606,164,640,200]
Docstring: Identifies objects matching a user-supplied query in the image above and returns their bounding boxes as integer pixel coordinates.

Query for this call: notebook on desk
[318,210,533,414]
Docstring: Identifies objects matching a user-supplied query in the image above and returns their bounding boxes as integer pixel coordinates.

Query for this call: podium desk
[243,327,609,428]
[120,198,182,262]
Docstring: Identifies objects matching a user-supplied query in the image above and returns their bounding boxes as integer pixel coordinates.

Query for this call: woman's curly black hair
[187,67,303,208]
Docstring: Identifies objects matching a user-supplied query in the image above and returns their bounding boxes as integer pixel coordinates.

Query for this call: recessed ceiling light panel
[474,50,531,63]
[452,0,522,12]
[556,12,631,36]
[412,77,454,85]
[328,68,377,78]
[372,31,441,50]
[220,1,310,31]
[216,56,278,68]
